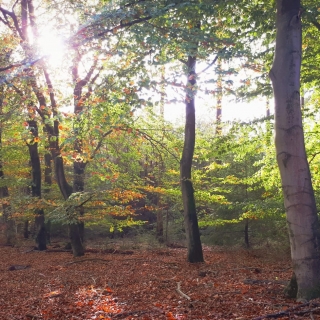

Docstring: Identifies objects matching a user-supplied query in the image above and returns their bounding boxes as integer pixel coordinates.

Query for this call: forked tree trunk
[180,55,203,263]
[270,0,320,300]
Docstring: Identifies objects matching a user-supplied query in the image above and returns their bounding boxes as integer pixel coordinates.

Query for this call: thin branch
[198,47,226,75]
[311,20,320,32]
[0,63,23,73]
[0,6,23,39]
[90,129,113,160]
[139,129,180,163]
[96,15,152,38]
[12,0,19,11]
[176,282,191,300]
[309,152,320,165]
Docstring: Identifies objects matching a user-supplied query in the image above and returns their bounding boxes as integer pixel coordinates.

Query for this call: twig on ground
[65,258,110,265]
[176,282,191,300]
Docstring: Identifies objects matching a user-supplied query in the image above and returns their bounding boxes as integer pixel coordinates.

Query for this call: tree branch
[0,6,23,39]
[90,129,113,160]
[311,20,320,31]
[198,47,226,75]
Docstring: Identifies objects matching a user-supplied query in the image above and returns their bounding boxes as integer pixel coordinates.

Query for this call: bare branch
[90,129,113,160]
[0,6,23,39]
[198,47,226,75]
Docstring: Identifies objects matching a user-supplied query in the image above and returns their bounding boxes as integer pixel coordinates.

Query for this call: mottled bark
[270,0,320,300]
[180,55,203,263]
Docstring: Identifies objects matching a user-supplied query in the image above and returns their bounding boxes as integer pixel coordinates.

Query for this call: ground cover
[0,243,318,319]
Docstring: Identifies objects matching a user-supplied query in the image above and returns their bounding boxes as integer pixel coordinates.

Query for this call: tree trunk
[23,220,29,238]
[27,120,46,250]
[215,58,222,136]
[0,86,15,245]
[156,208,164,242]
[244,219,249,249]
[156,72,165,242]
[270,0,320,300]
[44,151,52,244]
[180,55,204,263]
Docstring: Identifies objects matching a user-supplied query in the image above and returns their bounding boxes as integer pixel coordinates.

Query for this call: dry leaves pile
[0,243,318,319]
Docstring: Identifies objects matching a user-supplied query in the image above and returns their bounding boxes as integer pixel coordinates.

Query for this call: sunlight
[37,28,66,67]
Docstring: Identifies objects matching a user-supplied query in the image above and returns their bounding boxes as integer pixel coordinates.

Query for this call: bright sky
[163,96,273,125]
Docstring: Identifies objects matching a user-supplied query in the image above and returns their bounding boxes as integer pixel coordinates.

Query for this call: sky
[163,96,272,125]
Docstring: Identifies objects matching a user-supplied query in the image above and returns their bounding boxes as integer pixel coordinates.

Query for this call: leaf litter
[0,243,318,319]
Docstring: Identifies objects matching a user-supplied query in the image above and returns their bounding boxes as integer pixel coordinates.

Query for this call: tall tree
[0,85,14,245]
[180,53,204,263]
[270,0,320,300]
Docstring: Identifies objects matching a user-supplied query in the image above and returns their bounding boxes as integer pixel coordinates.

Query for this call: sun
[36,28,66,67]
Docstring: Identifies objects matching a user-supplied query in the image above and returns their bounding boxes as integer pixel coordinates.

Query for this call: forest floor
[0,241,319,320]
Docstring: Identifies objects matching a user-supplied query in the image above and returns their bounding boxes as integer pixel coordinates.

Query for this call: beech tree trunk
[156,68,165,242]
[215,58,222,136]
[180,55,203,263]
[27,120,46,250]
[0,86,14,245]
[270,0,320,300]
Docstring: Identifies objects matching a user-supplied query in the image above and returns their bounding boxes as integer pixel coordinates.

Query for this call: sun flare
[37,29,66,67]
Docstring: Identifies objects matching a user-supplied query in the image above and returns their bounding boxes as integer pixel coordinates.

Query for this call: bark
[180,55,203,263]
[68,53,97,256]
[23,220,29,239]
[156,208,164,242]
[215,58,222,136]
[156,69,165,242]
[244,219,249,249]
[73,159,86,245]
[0,86,14,245]
[27,120,46,250]
[270,0,320,300]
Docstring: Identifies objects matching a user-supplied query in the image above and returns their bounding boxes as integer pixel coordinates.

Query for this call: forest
[1,0,320,319]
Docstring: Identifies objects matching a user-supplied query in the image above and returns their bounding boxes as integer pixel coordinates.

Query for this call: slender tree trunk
[27,119,46,250]
[180,55,203,263]
[215,58,222,136]
[156,64,166,241]
[0,86,14,245]
[244,219,249,249]
[43,151,52,244]
[270,0,320,300]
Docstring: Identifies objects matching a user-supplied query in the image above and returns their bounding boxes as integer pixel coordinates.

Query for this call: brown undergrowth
[0,242,317,319]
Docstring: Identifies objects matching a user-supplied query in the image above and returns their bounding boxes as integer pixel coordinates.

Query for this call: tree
[180,54,204,263]
[270,0,320,300]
